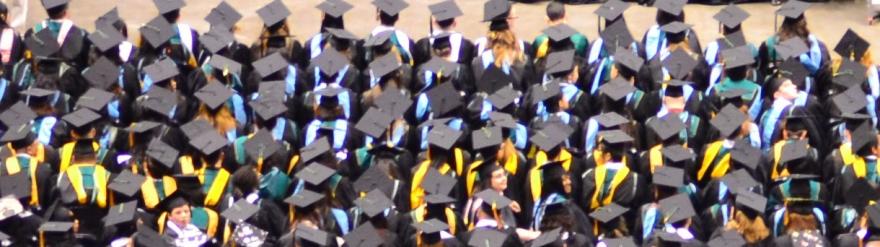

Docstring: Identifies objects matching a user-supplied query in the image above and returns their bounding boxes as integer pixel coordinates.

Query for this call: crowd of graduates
[1,0,880,246]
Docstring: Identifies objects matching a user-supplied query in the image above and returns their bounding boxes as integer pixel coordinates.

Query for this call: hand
[509,201,522,213]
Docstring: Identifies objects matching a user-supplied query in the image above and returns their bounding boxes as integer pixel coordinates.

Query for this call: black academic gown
[412,60,475,96]
[579,161,646,214]
[0,209,43,247]
[470,51,536,93]
[25,21,90,70]
[461,226,523,247]
[414,33,475,67]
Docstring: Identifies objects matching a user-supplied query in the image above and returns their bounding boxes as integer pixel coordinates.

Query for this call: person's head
[722,25,741,36]
[320,14,345,32]
[663,85,686,114]
[478,164,508,192]
[377,10,399,26]
[487,6,522,68]
[779,15,809,41]
[656,10,683,26]
[232,165,260,198]
[726,66,748,81]
[72,139,97,163]
[726,208,770,244]
[546,2,566,24]
[782,112,809,140]
[436,18,455,30]
[46,4,68,20]
[162,9,181,24]
[165,197,191,228]
[0,2,8,27]
[772,77,799,101]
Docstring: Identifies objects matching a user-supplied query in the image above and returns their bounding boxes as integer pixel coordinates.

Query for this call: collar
[722,139,736,148]
[372,25,395,36]
[474,219,499,229]
[772,97,793,109]
[605,162,623,170]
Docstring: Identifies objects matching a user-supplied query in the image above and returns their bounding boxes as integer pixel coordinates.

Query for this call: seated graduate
[412,124,470,209]
[191,81,244,144]
[413,56,471,126]
[155,176,224,247]
[290,161,354,236]
[695,103,753,188]
[56,126,112,241]
[704,187,772,246]
[300,0,354,67]
[0,103,61,171]
[410,218,463,247]
[0,122,55,211]
[465,161,522,230]
[580,130,645,212]
[635,192,704,245]
[708,46,762,121]
[586,15,640,102]
[825,112,875,176]
[587,0,637,68]
[758,75,822,152]
[700,143,768,207]
[190,55,249,126]
[589,202,632,246]
[466,125,527,219]
[535,50,590,121]
[157,191,209,246]
[769,197,831,246]
[223,166,289,245]
[525,81,584,152]
[293,137,357,208]
[359,40,413,96]
[100,200,142,247]
[587,48,651,122]
[19,88,68,149]
[472,0,534,93]
[757,0,830,96]
[414,0,474,66]
[38,211,85,247]
[531,2,589,62]
[235,91,298,167]
[135,58,192,125]
[135,140,185,212]
[830,125,880,205]
[582,79,643,153]
[352,94,415,180]
[823,29,877,100]
[639,115,700,177]
[530,161,592,238]
[347,189,402,245]
[463,189,541,245]
[301,51,360,123]
[834,201,880,247]
[767,169,831,237]
[764,108,827,184]
[642,21,708,92]
[704,5,758,91]
[13,29,82,101]
[414,38,475,102]
[302,86,359,160]
[640,0,702,67]
[398,173,465,246]
[361,0,415,69]
[0,174,44,246]
[524,121,585,209]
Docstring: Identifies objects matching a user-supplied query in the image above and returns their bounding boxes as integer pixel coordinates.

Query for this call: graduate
[300,0,354,67]
[704,5,758,91]
[640,0,702,68]
[0,1,23,81]
[290,160,356,236]
[824,29,877,100]
[87,12,139,103]
[586,1,640,97]
[348,174,404,229]
[643,21,709,92]
[830,124,880,205]
[757,0,830,96]
[703,186,772,246]
[411,122,470,209]
[26,0,90,71]
[641,88,706,150]
[225,166,289,245]
[764,109,827,183]
[176,123,235,211]
[81,54,138,127]
[464,161,521,230]
[199,3,252,75]
[531,50,590,121]
[302,87,359,167]
[582,80,642,153]
[0,174,46,246]
[525,122,586,210]
[361,0,415,69]
[523,78,585,148]
[634,165,704,242]
[353,84,415,173]
[589,203,633,246]
[360,53,412,111]
[833,201,880,247]
[413,77,468,150]
[93,8,137,67]
[346,189,404,246]
[301,51,360,123]
[141,0,201,90]
[758,76,821,151]
[694,104,749,188]
[638,142,699,199]
[414,0,474,67]
[55,138,111,241]
[466,125,527,217]
[635,192,704,245]
[236,91,298,167]
[20,88,68,150]
[580,129,645,213]
[134,59,192,125]
[247,0,300,88]
[15,29,82,103]
[0,122,54,211]
[472,0,534,92]
[413,34,475,97]
[191,81,244,143]
[398,167,465,246]
[137,140,185,212]
[281,189,342,245]
[530,161,592,238]
[767,167,831,239]
[0,101,61,172]
[531,2,589,61]
[708,46,763,121]
[410,219,463,246]
[191,54,249,126]
[460,190,526,245]
[156,191,210,246]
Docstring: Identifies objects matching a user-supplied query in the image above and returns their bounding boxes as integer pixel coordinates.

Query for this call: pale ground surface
[18,0,880,60]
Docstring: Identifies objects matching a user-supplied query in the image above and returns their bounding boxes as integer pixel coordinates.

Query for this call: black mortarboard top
[599,78,636,101]
[414,218,449,234]
[852,122,876,154]
[244,130,281,162]
[776,0,810,18]
[209,55,242,76]
[363,31,394,48]
[104,201,137,227]
[76,88,114,111]
[595,112,629,129]
[296,163,336,186]
[205,1,241,29]
[599,129,634,145]
[707,230,746,247]
[354,165,394,195]
[222,199,260,223]
[833,86,869,114]
[0,173,29,199]
[530,122,574,151]
[660,21,691,35]
[663,49,698,80]
[194,82,233,110]
[595,0,630,21]
[147,139,179,169]
[174,175,202,198]
[429,0,463,21]
[285,189,324,208]
[718,89,747,103]
[475,189,512,209]
[39,221,73,233]
[316,0,353,18]
[62,108,101,129]
[250,96,287,121]
[483,0,511,22]
[778,139,809,166]
[661,145,694,164]
[201,26,235,54]
[344,222,383,247]
[777,58,809,86]
[468,229,509,247]
[835,29,870,61]
[600,20,634,54]
[422,56,458,76]
[109,170,146,197]
[295,225,329,246]
[19,87,54,101]
[730,139,761,169]
[188,130,227,156]
[714,5,749,29]
[735,190,767,214]
[373,0,408,16]
[311,49,348,77]
[326,28,358,41]
[775,37,809,60]
[83,57,121,90]
[488,85,518,110]
[41,0,68,9]
[427,124,463,150]
[529,228,562,247]
[544,50,576,76]
[153,0,184,14]
[719,31,747,49]
[721,169,759,195]
[615,48,644,72]
[355,189,394,218]
[833,59,867,89]
[710,104,747,137]
[478,67,514,94]
[355,107,393,139]
[370,54,402,79]
[589,203,629,223]
[180,119,212,140]
[472,126,503,150]
[140,16,175,48]
[144,58,179,83]
[543,24,578,43]
[135,225,172,247]
[89,24,125,52]
[602,237,638,247]
[257,0,290,26]
[25,28,60,59]
[300,137,331,163]
[845,179,879,212]
[426,81,462,116]
[421,168,457,196]
[253,52,289,78]
[721,45,755,69]
[659,193,696,223]
[655,0,686,16]
[649,114,685,141]
[96,7,120,27]
[653,166,685,188]
[374,89,412,119]
[0,102,36,126]
[488,111,518,129]
[0,123,32,143]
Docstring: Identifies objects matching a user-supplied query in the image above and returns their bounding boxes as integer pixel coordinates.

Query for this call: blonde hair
[196,104,237,135]
[487,29,523,68]
[785,212,818,233]
[725,210,770,244]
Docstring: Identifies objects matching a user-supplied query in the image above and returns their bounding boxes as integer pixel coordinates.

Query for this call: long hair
[778,17,810,42]
[487,29,523,68]
[258,22,292,58]
[725,210,770,244]
[785,212,818,233]
[231,166,259,198]
[195,104,237,135]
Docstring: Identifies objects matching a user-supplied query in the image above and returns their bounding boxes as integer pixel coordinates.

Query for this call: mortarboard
[833,86,869,114]
[530,122,573,151]
[615,48,644,72]
[427,124,463,150]
[344,222,384,247]
[41,0,68,10]
[244,130,282,162]
[373,0,408,16]
[104,201,138,227]
[370,54,402,78]
[483,0,511,22]
[660,21,691,35]
[180,119,212,140]
[311,49,348,77]
[648,114,685,141]
[0,173,29,199]
[530,228,562,247]
[296,163,336,186]
[718,31,747,50]
[413,218,449,234]
[544,49,576,75]
[835,29,870,61]
[468,229,509,247]
[89,23,125,52]
[83,57,121,90]
[595,112,629,129]
[659,193,696,223]
[421,168,456,196]
[721,45,755,69]
[300,137,331,163]
[852,122,876,153]
[735,190,767,214]
[19,87,55,102]
[0,123,32,143]
[488,85,518,110]
[194,82,234,110]
[109,170,146,197]
[777,58,809,86]
[663,49,698,79]
[778,139,809,165]
[374,89,412,119]
[707,230,746,247]
[714,5,750,29]
[833,59,867,89]
[295,224,330,246]
[25,29,60,59]
[135,225,172,247]
[0,102,36,126]
[147,139,179,169]
[354,166,395,196]
[661,145,694,164]
[589,203,629,223]
[222,199,260,222]
[188,130,227,156]
[775,37,809,60]
[594,0,630,21]
[250,96,287,121]
[62,108,101,129]
[257,0,290,26]
[230,222,268,247]
[200,26,235,54]
[153,0,185,14]
[710,104,747,137]
[354,189,393,218]
[76,88,114,111]
[731,139,761,169]
[363,31,394,48]
[355,107,394,138]
[600,20,633,54]
[140,16,175,48]
[602,237,638,247]
[143,58,179,82]
[845,179,879,212]
[529,82,561,103]
[655,0,687,16]
[426,81,462,116]
[326,28,359,41]
[429,0,463,21]
[653,166,685,188]
[253,52,289,78]
[142,87,178,118]
[285,190,324,209]
[422,56,459,76]
[95,7,120,27]
[205,1,242,29]
[316,0,353,18]
[721,169,760,195]
[475,189,512,209]
[599,78,636,101]
[776,0,810,19]
[478,66,514,94]
[543,24,578,43]
[209,55,242,76]
[472,126,503,150]
[488,112,518,129]
[39,221,73,233]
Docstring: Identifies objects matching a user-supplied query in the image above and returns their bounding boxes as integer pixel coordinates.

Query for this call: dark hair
[726,66,748,81]
[779,16,809,42]
[232,165,260,198]
[656,10,683,26]
[379,11,399,26]
[546,2,566,21]
[0,2,8,28]
[46,5,67,19]
[162,10,180,23]
[436,19,454,29]
[321,16,344,32]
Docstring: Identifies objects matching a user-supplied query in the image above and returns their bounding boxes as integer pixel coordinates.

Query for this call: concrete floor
[19,0,880,60]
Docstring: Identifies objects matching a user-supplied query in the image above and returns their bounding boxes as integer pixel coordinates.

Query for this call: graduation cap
[230,222,269,247]
[488,112,518,129]
[721,45,755,69]
[89,23,125,52]
[140,16,175,48]
[25,28,60,59]
[710,104,747,137]
[660,21,691,35]
[845,179,879,212]
[777,58,809,86]
[421,56,458,76]
[284,190,325,208]
[530,122,574,151]
[426,81,462,116]
[778,139,809,166]
[413,218,449,234]
[487,86,518,110]
[257,0,290,26]
[222,199,260,222]
[296,163,336,186]
[373,0,408,16]
[543,24,578,44]
[529,228,562,247]
[529,82,561,103]
[311,49,348,77]
[295,224,330,246]
[776,0,810,18]
[374,89,412,119]
[109,170,146,197]
[147,139,179,169]
[595,112,629,129]
[600,20,633,53]
[0,102,36,126]
[478,66,514,94]
[143,58,179,83]
[41,0,68,10]
[363,31,394,48]
[300,137,331,163]
[833,86,868,114]
[95,7,120,27]
[421,168,457,196]
[833,59,867,88]
[135,226,172,247]
[468,229,509,247]
[735,190,767,214]
[714,5,749,29]
[194,82,234,110]
[39,221,73,234]
[253,52,289,78]
[718,31,747,50]
[344,222,384,247]
[599,78,636,101]
[483,0,511,22]
[544,50,576,75]
[316,0,353,18]
[648,114,685,141]
[594,0,630,21]
[83,57,121,90]
[19,87,55,104]
[209,55,242,76]
[429,0,463,21]
[601,237,638,247]
[180,119,212,140]
[244,130,282,162]
[852,122,876,154]
[653,166,685,188]
[152,0,184,14]
[188,130,227,156]
[250,96,287,121]
[200,26,236,54]
[0,173,29,199]
[370,54,402,79]
[76,88,114,111]
[659,193,696,223]
[354,189,393,217]
[614,48,644,72]
[834,29,870,61]
[427,124,463,150]
[354,166,395,196]
[589,203,629,224]
[355,107,394,139]
[62,108,101,129]
[663,49,698,80]
[326,28,359,41]
[104,201,137,227]
[661,145,694,164]
[475,189,512,209]
[775,37,809,60]
[707,230,747,247]
[655,0,687,16]
[730,139,761,169]
[205,1,242,29]
[0,123,33,144]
